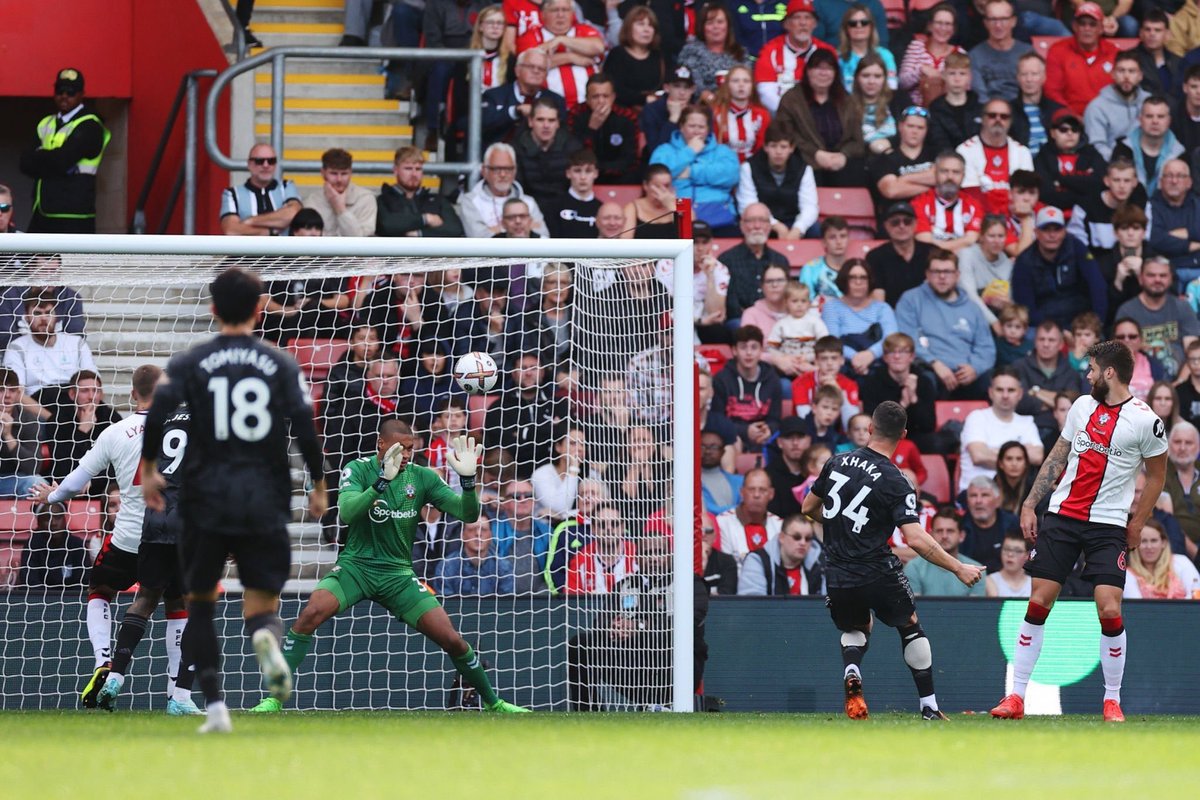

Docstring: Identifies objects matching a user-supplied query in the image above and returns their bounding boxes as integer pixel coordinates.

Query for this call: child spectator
[734,123,820,241]
[849,53,898,155]
[994,303,1032,368]
[836,412,871,453]
[400,340,464,432]
[1004,170,1042,258]
[801,384,848,449]
[711,325,783,449]
[790,443,833,507]
[791,335,862,427]
[927,53,982,154]
[798,217,850,300]
[1177,340,1200,429]
[1068,311,1102,377]
[767,282,829,372]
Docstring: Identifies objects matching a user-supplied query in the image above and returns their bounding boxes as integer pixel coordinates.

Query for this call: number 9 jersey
[811,446,921,589]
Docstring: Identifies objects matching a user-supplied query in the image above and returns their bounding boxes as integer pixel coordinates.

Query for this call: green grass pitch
[3,711,1198,799]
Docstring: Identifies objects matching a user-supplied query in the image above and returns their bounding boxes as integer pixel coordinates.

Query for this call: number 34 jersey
[812,446,920,588]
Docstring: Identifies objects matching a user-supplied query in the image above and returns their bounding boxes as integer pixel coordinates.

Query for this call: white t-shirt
[768,310,829,359]
[693,263,730,321]
[1049,395,1168,528]
[715,509,783,564]
[77,411,147,554]
[959,407,1041,491]
[3,332,97,394]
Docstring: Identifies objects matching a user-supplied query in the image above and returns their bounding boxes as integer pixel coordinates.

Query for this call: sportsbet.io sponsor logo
[1072,432,1123,457]
[369,499,418,523]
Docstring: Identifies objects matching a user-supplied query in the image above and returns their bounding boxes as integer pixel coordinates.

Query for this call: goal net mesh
[0,250,681,712]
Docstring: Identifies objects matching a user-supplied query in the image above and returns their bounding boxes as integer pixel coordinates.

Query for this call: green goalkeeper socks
[451,645,499,707]
[282,629,313,674]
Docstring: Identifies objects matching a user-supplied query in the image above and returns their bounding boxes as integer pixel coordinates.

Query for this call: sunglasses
[250,157,278,166]
[0,204,10,213]
[985,111,1011,120]
[902,105,929,119]
[1055,124,1081,133]
[846,18,871,27]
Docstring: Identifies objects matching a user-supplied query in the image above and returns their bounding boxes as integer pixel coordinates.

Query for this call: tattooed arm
[1019,437,1071,543]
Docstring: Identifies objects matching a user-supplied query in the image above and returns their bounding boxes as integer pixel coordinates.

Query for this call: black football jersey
[141,406,189,545]
[143,334,323,535]
[811,446,919,588]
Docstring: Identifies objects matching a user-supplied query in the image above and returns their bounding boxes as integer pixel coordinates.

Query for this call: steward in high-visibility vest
[18,68,110,234]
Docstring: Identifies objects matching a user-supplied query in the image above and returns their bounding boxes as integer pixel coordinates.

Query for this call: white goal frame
[0,233,697,713]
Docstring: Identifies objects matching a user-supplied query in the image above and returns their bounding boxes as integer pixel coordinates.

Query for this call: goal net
[0,234,694,713]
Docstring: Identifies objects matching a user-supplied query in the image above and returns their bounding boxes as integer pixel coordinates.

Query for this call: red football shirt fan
[516,21,604,108]
[913,188,983,242]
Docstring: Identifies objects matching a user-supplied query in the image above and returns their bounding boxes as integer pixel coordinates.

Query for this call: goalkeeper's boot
[252,628,293,703]
[844,673,868,720]
[485,698,531,713]
[96,674,123,712]
[921,706,949,721]
[1103,700,1126,723]
[990,694,1025,720]
[167,697,205,716]
[198,702,232,734]
[80,661,111,709]
[249,697,283,714]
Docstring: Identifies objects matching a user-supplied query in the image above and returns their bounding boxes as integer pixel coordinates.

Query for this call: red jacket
[1044,37,1118,116]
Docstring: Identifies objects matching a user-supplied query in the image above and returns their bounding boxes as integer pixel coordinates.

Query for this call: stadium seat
[288,338,350,383]
[935,400,988,429]
[769,239,826,268]
[920,455,951,504]
[817,187,876,237]
[1032,35,1138,59]
[65,500,103,535]
[849,240,885,260]
[881,0,907,28]
[735,452,762,474]
[712,238,740,257]
[697,344,732,374]
[0,500,38,543]
[596,185,643,207]
[468,394,500,434]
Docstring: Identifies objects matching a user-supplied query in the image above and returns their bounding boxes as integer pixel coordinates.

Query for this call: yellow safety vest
[33,111,112,218]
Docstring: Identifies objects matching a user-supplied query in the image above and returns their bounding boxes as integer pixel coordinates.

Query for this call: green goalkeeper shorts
[315,558,441,628]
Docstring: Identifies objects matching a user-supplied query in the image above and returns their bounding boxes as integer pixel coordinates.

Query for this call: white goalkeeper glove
[373,442,406,493]
[446,435,484,490]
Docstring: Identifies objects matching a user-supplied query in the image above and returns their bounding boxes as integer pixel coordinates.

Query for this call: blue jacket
[434,547,515,596]
[730,0,786,58]
[894,282,996,377]
[1011,235,1108,330]
[650,131,740,214]
[1149,189,1200,267]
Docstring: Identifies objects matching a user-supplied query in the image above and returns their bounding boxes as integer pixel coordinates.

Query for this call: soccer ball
[454,351,499,395]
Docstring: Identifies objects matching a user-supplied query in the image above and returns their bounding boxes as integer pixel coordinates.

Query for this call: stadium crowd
[8,0,1200,610]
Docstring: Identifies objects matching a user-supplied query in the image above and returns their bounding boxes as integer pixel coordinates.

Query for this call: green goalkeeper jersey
[337,455,480,570]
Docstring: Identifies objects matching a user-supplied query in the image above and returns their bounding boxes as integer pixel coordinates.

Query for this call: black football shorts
[826,570,917,631]
[1025,512,1128,589]
[179,526,291,595]
[90,535,138,592]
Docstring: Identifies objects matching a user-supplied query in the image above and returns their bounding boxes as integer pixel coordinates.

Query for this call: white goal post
[0,233,696,713]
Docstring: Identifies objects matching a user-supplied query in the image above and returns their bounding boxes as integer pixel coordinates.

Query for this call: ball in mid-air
[454,351,499,395]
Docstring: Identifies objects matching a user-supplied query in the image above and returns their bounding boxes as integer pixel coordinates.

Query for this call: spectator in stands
[1125,518,1200,598]
[1178,341,1200,429]
[1013,320,1088,445]
[531,424,593,520]
[994,439,1034,513]
[1164,421,1200,549]
[701,428,743,515]
[565,502,639,594]
[702,514,739,595]
[583,260,673,381]
[904,508,987,596]
[435,513,516,596]
[692,222,732,343]
[728,0,785,60]
[515,0,605,109]
[722,203,790,321]
[18,501,89,589]
[766,282,828,372]
[1174,65,1200,155]
[802,384,849,448]
[514,98,580,208]
[1169,0,1200,56]
[639,66,696,159]
[259,212,354,345]
[0,184,16,233]
[738,513,824,595]
[676,3,747,103]
[1148,160,1200,280]
[1011,206,1107,330]
[424,0,496,151]
[1009,52,1061,157]
[1114,317,1167,401]
[740,266,796,367]
[816,0,887,50]
[1115,256,1199,379]
[46,369,119,484]
[962,475,1019,573]
[736,123,818,240]
[753,0,837,114]
[1044,3,1120,116]
[995,303,1032,368]
[913,151,982,253]
[1110,96,1182,198]
[797,218,850,299]
[1032,108,1106,218]
[791,334,862,424]
[712,65,770,163]
[1084,53,1149,161]
[868,201,934,306]
[302,148,376,237]
[603,6,668,110]
[649,104,740,233]
[711,325,782,448]
[837,3,896,93]
[698,368,740,470]
[541,149,601,238]
[776,48,867,187]
[512,260,574,376]
[1150,380,1183,435]
[959,367,1044,492]
[860,332,938,451]
[3,288,96,406]
[458,143,549,238]
[898,4,966,106]
[969,0,1031,102]
[927,53,982,154]
[986,531,1032,597]
[765,417,810,518]
[486,350,566,480]
[821,259,897,375]
[1093,207,1151,317]
[620,165,678,240]
[218,143,301,235]
[322,357,401,469]
[1130,12,1178,96]
[569,74,641,185]
[896,249,995,399]
[0,255,86,351]
[481,49,567,146]
[376,146,464,238]
[957,214,1012,333]
[322,325,381,426]
[493,476,551,594]
[359,271,439,357]
[868,105,936,221]
[402,340,463,431]
[714,467,782,561]
[0,367,44,499]
[1067,158,1140,261]
[849,54,897,155]
[958,98,1035,216]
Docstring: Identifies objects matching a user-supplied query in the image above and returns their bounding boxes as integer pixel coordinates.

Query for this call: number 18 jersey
[812,446,920,588]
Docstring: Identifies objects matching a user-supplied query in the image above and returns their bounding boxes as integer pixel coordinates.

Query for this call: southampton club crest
[405,483,416,499]
[1098,412,1110,426]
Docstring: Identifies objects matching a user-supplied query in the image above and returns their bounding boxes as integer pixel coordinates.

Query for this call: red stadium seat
[768,239,827,268]
[935,400,988,429]
[849,240,886,260]
[0,500,38,543]
[735,452,762,474]
[881,0,907,28]
[697,344,732,374]
[65,500,103,535]
[920,455,951,504]
[1033,35,1137,59]
[596,185,643,208]
[288,338,349,383]
[712,237,740,257]
[468,394,500,435]
[817,187,876,237]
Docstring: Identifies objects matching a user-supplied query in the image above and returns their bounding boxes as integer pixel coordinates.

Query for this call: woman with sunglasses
[837,5,896,93]
[897,3,964,106]
[775,48,867,187]
[1113,317,1166,402]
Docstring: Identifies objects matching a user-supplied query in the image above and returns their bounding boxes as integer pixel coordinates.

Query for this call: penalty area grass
[1,711,1197,800]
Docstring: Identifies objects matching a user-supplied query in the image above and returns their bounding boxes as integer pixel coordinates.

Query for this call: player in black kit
[801,401,984,721]
[140,267,327,734]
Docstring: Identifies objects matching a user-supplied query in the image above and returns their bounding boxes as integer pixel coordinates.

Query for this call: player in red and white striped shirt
[991,340,1168,723]
[515,0,605,109]
[914,152,982,253]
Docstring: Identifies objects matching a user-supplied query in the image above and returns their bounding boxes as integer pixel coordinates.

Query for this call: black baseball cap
[693,220,713,241]
[884,201,916,220]
[779,417,808,437]
[54,68,84,94]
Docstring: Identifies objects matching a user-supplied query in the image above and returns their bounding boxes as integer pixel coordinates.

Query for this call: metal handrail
[130,69,218,236]
[217,0,247,62]
[203,46,485,180]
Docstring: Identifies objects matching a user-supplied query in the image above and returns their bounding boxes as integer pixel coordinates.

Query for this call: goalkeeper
[250,417,528,713]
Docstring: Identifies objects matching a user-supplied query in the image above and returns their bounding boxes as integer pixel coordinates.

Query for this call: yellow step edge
[257,0,344,8]
[254,97,399,111]
[284,149,400,161]
[253,23,344,34]
[255,124,412,136]
[254,74,385,85]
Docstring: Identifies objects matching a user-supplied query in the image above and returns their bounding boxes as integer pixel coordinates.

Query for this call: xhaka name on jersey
[836,452,883,482]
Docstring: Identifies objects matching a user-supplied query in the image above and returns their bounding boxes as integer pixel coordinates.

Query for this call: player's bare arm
[1020,437,1071,543]
[901,522,985,586]
[1127,453,1168,550]
[800,488,823,520]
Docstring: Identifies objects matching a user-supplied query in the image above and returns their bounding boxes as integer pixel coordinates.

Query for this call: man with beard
[1084,53,1150,160]
[1115,256,1200,379]
[1011,206,1108,331]
[765,417,810,519]
[957,98,1035,216]
[992,340,1168,723]
[913,152,982,254]
[721,203,790,322]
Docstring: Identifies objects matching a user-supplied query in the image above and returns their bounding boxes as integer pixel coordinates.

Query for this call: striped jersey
[1049,395,1167,528]
[516,23,603,108]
